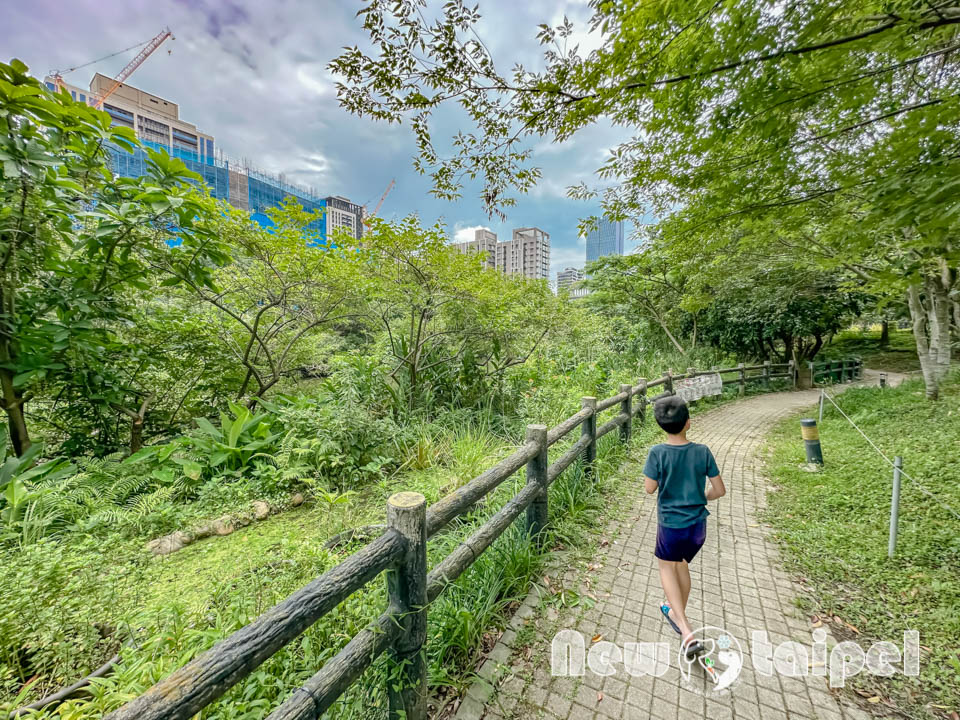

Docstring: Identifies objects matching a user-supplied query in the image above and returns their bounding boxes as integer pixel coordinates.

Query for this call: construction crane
[364,179,395,226]
[49,35,160,92]
[93,28,174,108]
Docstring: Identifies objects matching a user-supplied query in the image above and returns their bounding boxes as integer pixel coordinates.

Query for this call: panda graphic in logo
[678,626,744,693]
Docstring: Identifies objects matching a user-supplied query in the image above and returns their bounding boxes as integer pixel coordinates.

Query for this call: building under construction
[45,72,364,241]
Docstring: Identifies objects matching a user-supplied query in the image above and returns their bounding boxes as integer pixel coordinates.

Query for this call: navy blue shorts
[655,520,707,563]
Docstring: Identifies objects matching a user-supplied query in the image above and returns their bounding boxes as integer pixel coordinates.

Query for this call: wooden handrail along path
[106,357,863,720]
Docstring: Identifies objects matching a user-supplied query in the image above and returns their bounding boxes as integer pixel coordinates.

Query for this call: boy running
[643,396,725,656]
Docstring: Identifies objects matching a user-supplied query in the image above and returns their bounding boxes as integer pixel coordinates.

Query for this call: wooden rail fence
[105,356,862,720]
[809,357,864,385]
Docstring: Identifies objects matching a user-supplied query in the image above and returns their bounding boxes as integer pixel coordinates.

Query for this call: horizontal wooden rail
[547,408,591,447]
[597,412,629,440]
[266,610,400,720]
[426,482,541,602]
[646,376,668,388]
[425,440,538,538]
[596,391,628,412]
[547,435,592,484]
[104,530,405,720]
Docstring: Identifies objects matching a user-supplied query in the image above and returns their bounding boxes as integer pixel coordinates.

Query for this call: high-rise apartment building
[452,227,550,280]
[503,228,550,280]
[453,228,498,270]
[45,73,359,241]
[585,218,624,264]
[324,196,364,242]
[556,267,584,290]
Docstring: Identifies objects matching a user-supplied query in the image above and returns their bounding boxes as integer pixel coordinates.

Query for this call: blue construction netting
[105,143,326,237]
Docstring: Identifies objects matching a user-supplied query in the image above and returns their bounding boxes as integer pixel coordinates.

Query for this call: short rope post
[738,363,745,396]
[763,359,771,387]
[888,456,903,559]
[808,361,816,387]
[880,372,887,389]
[800,419,824,466]
[525,424,548,543]
[665,369,674,396]
[619,384,633,443]
[636,378,647,424]
[386,492,427,720]
[818,388,825,423]
[581,396,597,478]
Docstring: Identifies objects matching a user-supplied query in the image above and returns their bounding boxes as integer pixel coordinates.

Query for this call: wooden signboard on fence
[675,373,723,402]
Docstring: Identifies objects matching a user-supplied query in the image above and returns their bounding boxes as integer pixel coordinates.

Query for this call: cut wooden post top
[525,424,547,439]
[581,396,597,408]
[388,492,426,509]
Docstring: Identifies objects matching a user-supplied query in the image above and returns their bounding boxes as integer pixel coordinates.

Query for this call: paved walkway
[454,387,888,720]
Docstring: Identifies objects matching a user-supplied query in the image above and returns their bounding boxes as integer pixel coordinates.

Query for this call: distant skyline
[2,0,654,277]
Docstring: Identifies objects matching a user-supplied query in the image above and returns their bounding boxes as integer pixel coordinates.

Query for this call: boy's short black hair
[654,396,690,434]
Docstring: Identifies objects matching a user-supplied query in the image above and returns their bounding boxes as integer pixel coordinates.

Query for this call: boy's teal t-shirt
[643,442,720,528]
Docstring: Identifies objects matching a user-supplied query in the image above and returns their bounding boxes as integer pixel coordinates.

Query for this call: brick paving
[454,387,891,720]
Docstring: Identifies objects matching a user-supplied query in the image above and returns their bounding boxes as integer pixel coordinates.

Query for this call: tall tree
[331,0,960,398]
[0,60,226,455]
[157,198,355,404]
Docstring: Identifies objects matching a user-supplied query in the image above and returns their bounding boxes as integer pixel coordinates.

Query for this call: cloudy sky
[3,0,642,279]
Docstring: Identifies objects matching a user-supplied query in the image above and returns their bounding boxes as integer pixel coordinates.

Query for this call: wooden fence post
[619,384,633,443]
[738,363,745,397]
[788,359,796,389]
[665,369,674,395]
[581,397,597,478]
[763,359,771,387]
[525,425,548,542]
[636,378,647,424]
[386,492,427,720]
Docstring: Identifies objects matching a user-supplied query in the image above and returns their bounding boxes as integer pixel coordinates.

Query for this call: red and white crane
[49,27,174,105]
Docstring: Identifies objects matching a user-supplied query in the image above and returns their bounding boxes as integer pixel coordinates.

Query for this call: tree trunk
[130,417,144,455]
[879,319,889,347]
[0,366,30,456]
[906,271,952,400]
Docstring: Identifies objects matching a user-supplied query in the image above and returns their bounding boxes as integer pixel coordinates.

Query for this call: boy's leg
[658,559,693,640]
[677,560,691,611]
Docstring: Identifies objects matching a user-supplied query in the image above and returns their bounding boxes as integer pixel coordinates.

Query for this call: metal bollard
[880,372,887,389]
[800,419,824,465]
[888,456,902,558]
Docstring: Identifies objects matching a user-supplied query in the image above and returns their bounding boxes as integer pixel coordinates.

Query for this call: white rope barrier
[821,390,960,521]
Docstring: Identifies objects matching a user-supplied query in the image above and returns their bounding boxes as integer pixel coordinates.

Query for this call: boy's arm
[704,446,725,500]
[644,476,659,494]
[706,474,726,501]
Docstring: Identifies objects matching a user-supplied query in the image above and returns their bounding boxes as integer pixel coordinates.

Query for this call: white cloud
[453,224,494,243]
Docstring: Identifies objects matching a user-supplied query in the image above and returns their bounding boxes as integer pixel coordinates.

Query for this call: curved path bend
[454,384,897,720]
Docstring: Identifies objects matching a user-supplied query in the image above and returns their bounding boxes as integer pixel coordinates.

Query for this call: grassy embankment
[823,326,921,373]
[763,367,959,718]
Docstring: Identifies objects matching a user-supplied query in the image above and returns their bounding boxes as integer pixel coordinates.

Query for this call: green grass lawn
[824,326,921,373]
[763,373,960,718]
